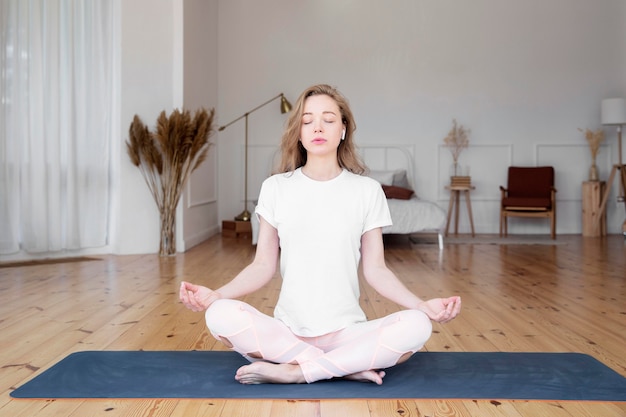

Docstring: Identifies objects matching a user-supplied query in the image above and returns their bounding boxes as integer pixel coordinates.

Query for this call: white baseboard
[181,225,220,252]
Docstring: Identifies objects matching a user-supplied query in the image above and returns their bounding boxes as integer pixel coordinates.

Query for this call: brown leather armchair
[500,166,557,239]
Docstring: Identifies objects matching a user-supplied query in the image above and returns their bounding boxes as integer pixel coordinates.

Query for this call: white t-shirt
[255,168,392,337]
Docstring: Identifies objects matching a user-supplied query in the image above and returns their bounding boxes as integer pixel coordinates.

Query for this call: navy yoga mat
[11,350,626,401]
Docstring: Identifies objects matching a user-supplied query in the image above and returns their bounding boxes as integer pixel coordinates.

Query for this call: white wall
[116,0,177,255]
[216,0,626,235]
[180,0,220,250]
[115,0,219,255]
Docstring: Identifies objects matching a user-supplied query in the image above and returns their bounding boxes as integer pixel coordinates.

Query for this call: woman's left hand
[418,296,462,323]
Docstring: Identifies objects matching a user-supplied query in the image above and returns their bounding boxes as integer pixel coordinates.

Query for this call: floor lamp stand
[218,93,292,223]
[234,114,251,222]
[597,125,626,236]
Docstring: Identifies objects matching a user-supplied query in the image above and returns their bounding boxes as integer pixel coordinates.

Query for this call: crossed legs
[205,299,432,384]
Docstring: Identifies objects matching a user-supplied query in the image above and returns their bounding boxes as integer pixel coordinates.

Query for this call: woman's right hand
[179,281,221,312]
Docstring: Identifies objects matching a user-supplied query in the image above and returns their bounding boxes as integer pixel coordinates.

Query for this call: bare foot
[344,370,386,385]
[235,361,306,384]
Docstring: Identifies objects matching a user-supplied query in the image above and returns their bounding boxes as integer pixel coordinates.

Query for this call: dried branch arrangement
[578,127,604,181]
[127,108,215,255]
[578,128,604,160]
[443,119,470,164]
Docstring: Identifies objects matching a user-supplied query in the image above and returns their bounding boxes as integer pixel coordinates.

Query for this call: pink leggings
[205,299,432,383]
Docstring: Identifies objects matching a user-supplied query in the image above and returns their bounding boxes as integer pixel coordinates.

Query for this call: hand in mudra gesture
[179,281,221,312]
[418,296,461,324]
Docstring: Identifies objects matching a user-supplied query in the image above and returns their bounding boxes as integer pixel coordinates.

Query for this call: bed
[361,145,446,249]
[250,145,446,249]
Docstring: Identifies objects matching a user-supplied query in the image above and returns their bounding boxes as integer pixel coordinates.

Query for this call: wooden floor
[1,233,625,417]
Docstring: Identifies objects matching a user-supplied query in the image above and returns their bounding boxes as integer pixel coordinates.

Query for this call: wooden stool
[445,184,476,237]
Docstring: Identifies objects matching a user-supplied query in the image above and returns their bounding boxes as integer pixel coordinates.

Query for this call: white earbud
[341,130,346,140]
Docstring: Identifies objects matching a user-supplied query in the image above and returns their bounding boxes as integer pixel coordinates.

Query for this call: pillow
[392,170,411,189]
[368,170,395,186]
[382,185,414,200]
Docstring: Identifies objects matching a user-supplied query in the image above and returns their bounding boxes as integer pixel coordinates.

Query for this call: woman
[180,84,461,385]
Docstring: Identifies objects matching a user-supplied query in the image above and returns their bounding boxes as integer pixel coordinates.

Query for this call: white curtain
[0,0,116,255]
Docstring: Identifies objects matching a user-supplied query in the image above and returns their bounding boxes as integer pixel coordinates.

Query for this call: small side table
[582,181,606,237]
[445,184,476,237]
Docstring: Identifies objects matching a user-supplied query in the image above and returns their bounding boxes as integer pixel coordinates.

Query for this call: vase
[589,162,599,182]
[449,162,469,178]
[159,209,176,256]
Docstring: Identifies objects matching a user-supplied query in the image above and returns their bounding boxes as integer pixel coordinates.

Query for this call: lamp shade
[601,98,626,125]
[280,95,292,114]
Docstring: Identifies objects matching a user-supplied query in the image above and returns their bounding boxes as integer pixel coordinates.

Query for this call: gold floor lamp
[597,98,626,235]
[219,93,292,221]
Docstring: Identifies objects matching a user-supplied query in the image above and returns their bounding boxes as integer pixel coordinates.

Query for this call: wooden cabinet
[582,181,606,237]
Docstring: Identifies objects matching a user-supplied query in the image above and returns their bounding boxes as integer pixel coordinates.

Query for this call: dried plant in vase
[578,128,604,181]
[443,119,470,178]
[127,108,215,256]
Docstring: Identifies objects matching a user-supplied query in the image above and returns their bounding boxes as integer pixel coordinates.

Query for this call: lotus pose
[180,84,461,385]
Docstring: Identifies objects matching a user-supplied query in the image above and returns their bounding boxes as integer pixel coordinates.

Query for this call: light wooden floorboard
[1,233,625,416]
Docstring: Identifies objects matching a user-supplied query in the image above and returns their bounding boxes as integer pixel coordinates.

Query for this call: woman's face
[299,94,345,158]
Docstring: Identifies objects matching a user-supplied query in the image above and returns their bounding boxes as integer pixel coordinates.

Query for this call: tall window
[0,1,117,255]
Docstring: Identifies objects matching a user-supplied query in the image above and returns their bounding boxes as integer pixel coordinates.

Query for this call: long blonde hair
[275,84,366,175]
